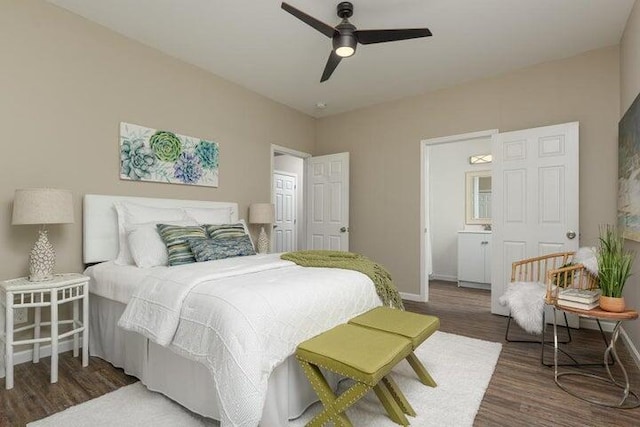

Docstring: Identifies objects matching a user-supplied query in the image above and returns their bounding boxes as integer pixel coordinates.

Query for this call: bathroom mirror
[465,170,492,225]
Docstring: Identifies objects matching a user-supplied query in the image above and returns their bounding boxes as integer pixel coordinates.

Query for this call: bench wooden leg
[299,360,370,427]
[407,352,437,387]
[382,376,416,417]
[373,381,410,426]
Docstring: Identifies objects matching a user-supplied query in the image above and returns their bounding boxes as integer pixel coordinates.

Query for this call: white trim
[271,144,312,160]
[429,274,457,282]
[419,141,429,302]
[400,292,428,302]
[419,129,499,304]
[0,339,78,378]
[579,321,640,371]
[621,327,640,371]
[579,318,615,332]
[422,129,499,146]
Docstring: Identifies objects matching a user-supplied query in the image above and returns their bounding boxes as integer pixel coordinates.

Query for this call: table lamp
[12,188,74,281]
[249,203,275,254]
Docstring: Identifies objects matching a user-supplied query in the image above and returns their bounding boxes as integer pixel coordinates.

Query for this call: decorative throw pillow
[114,202,190,265]
[189,235,256,262]
[156,224,207,266]
[204,223,248,240]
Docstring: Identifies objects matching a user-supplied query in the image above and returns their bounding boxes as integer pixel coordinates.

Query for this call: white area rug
[29,331,501,427]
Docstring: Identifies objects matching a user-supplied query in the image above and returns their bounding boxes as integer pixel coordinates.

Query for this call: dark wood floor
[2,281,639,426]
[405,281,640,427]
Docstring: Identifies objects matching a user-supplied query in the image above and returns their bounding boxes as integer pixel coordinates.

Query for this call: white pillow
[114,202,191,265]
[127,219,196,268]
[182,206,233,224]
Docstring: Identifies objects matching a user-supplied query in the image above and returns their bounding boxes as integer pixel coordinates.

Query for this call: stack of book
[557,288,601,310]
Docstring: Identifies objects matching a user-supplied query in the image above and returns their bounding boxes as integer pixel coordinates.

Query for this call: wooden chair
[505,252,584,365]
[506,252,606,366]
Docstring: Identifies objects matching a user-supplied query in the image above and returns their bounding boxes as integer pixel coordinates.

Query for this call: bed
[83,194,382,427]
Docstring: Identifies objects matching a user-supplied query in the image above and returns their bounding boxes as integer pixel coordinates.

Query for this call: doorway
[420,123,580,307]
[420,130,497,302]
[271,145,310,251]
[270,145,351,252]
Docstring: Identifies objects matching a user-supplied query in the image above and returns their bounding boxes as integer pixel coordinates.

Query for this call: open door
[491,122,579,316]
[306,153,350,250]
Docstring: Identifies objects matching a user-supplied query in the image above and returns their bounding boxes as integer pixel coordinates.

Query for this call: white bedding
[102,254,381,427]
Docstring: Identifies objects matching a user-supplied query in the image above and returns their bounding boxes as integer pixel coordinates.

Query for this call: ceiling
[47,0,635,117]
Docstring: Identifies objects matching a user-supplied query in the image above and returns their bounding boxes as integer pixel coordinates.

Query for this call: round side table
[552,303,639,408]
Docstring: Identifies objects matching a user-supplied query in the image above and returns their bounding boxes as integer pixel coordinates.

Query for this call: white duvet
[117,253,381,427]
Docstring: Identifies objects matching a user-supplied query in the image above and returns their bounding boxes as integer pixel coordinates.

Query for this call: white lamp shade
[12,188,74,225]
[249,203,275,224]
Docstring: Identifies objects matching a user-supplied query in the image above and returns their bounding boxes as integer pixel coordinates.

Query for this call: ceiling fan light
[335,46,355,57]
[333,32,357,58]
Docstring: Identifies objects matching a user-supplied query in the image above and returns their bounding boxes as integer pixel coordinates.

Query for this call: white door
[306,153,349,250]
[273,171,297,252]
[491,122,579,315]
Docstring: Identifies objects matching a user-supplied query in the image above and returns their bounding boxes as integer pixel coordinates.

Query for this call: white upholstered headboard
[83,194,239,264]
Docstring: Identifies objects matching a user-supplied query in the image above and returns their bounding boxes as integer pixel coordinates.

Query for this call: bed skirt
[89,294,337,426]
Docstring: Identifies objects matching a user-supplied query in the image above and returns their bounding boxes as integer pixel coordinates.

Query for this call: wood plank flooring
[1,280,639,426]
[405,281,640,427]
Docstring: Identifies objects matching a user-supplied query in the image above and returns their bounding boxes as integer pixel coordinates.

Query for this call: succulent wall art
[119,122,219,187]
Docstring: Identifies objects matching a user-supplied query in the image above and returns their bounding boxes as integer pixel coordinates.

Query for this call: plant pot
[599,296,626,312]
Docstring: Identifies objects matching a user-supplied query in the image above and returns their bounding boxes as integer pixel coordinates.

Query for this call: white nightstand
[0,273,89,389]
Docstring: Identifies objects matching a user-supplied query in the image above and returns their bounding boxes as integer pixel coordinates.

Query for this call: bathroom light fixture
[469,154,492,165]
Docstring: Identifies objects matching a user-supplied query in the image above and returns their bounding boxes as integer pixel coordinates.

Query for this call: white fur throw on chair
[573,246,598,275]
[498,281,546,335]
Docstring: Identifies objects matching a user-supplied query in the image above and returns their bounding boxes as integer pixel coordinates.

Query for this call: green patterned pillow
[189,235,256,262]
[156,224,207,266]
[204,223,248,240]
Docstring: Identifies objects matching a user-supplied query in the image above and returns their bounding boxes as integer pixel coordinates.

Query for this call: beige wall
[0,0,315,279]
[620,0,640,353]
[316,46,620,296]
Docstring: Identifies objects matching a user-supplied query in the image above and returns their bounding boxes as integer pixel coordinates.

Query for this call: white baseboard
[579,318,615,332]
[0,339,79,378]
[400,292,427,302]
[621,327,640,371]
[429,274,457,282]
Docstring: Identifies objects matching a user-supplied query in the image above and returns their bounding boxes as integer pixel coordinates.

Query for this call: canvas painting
[618,92,640,241]
[119,122,219,187]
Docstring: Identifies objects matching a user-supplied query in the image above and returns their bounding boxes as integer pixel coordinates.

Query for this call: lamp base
[257,226,270,254]
[29,229,55,282]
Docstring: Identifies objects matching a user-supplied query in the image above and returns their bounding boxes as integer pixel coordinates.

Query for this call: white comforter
[118,253,381,427]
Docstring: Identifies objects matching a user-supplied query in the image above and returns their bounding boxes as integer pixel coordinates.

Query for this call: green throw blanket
[281,250,404,310]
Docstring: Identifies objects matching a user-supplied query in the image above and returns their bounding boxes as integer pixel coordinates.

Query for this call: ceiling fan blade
[354,28,432,44]
[281,2,336,38]
[320,51,342,82]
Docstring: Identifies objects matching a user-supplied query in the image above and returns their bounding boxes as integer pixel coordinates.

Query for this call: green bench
[296,308,440,426]
[349,307,440,387]
[296,323,415,426]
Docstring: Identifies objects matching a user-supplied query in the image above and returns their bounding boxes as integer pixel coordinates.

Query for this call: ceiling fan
[281,1,432,82]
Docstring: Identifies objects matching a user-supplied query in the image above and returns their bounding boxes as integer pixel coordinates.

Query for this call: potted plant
[596,225,635,312]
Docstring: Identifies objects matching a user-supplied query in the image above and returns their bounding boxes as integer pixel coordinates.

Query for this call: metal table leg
[554,314,640,409]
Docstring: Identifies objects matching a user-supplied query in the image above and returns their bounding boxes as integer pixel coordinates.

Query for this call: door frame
[272,169,298,252]
[419,129,499,302]
[271,144,311,250]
